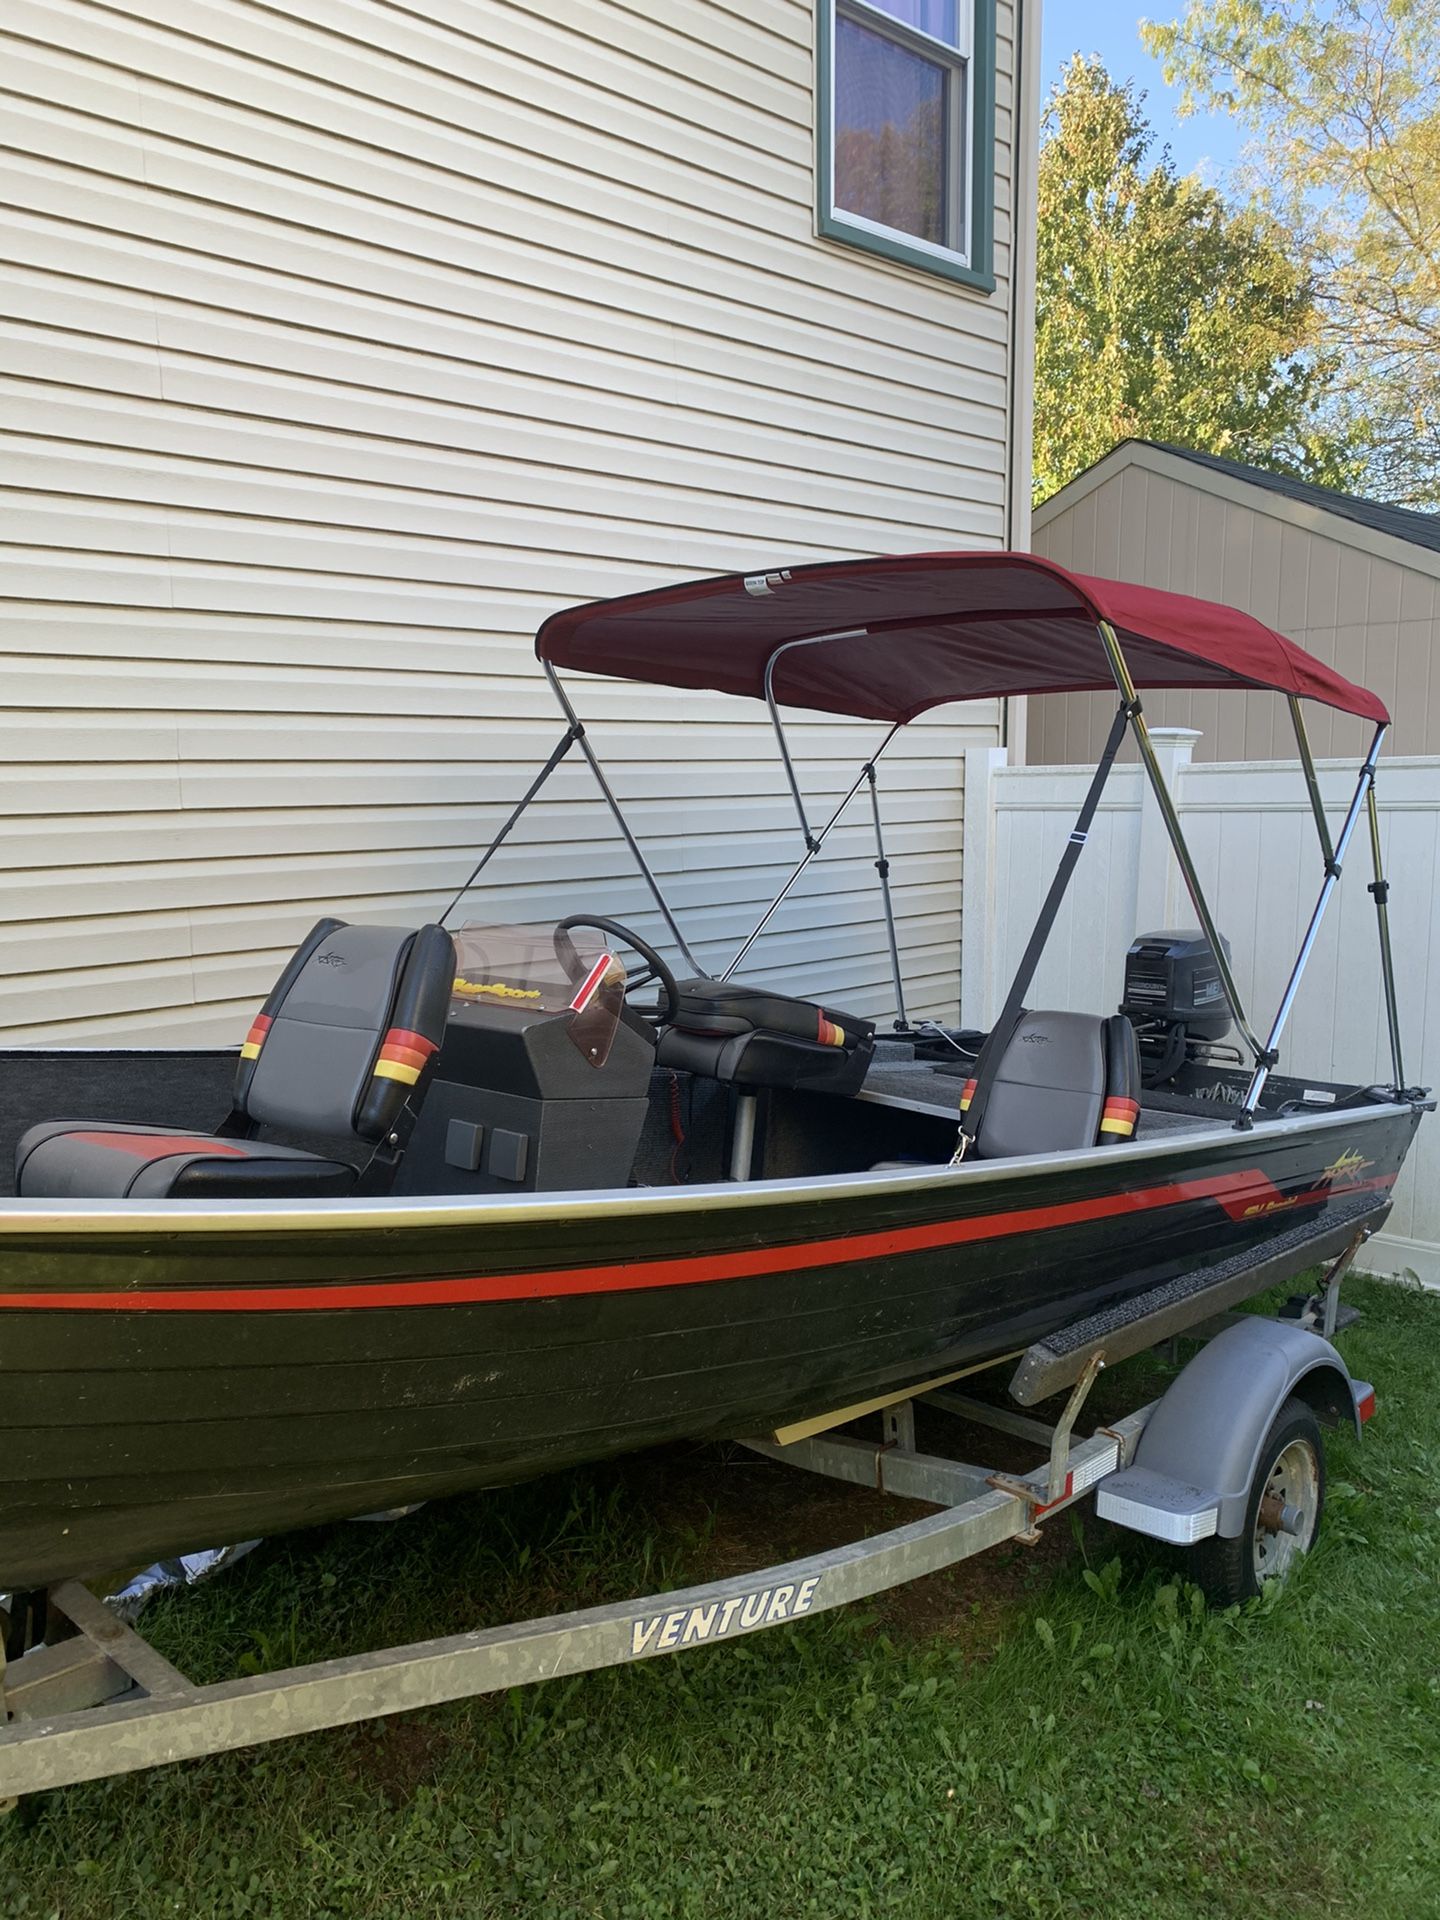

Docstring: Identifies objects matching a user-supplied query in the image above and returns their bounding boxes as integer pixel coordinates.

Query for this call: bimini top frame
[534,553,1385,725]
[451,554,1404,1126]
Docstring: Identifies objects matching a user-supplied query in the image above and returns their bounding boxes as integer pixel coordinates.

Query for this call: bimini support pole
[1242,721,1389,1115]
[761,628,870,854]
[768,625,867,852]
[1288,696,1335,870]
[722,724,902,982]
[1366,780,1406,1091]
[1096,621,1265,1069]
[747,627,910,1010]
[543,662,706,976]
[954,697,1130,1159]
[438,722,581,926]
[866,761,910,1030]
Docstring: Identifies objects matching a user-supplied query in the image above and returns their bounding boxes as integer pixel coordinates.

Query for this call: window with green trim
[817,0,995,290]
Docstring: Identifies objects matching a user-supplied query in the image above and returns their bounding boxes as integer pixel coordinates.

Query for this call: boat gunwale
[0,1096,1417,1237]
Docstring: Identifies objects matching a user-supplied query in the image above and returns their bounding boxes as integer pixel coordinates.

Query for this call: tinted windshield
[449,923,627,1067]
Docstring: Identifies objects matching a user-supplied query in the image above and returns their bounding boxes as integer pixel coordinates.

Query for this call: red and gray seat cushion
[15,920,455,1201]
[14,1125,356,1200]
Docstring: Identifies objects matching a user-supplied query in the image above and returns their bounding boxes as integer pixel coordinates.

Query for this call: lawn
[3,1272,1438,1920]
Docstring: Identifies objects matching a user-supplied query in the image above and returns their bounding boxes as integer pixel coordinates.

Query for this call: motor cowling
[1120,930,1233,1082]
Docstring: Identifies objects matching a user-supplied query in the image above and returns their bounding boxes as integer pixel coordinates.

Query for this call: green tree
[1143,0,1440,505]
[1034,56,1356,504]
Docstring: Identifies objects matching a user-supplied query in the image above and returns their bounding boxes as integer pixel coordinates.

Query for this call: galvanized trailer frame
[0,1370,1134,1809]
[0,1207,1378,1810]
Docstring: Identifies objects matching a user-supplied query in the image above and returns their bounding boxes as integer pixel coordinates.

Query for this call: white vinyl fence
[961,730,1440,1287]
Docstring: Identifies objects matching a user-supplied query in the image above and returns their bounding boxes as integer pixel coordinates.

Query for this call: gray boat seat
[16,919,456,1200]
[960,1010,1140,1159]
[13,1123,360,1201]
[656,978,875,1096]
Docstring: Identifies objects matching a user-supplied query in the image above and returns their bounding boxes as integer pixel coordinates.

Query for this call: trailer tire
[1187,1397,1325,1607]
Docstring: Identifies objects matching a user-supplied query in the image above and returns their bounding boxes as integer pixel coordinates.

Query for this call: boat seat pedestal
[658,979,876,1181]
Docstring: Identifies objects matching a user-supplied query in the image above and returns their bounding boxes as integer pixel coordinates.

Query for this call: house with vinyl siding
[0,0,1041,1043]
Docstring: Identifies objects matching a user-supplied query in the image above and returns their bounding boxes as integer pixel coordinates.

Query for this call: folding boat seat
[958,1010,1141,1159]
[16,919,456,1200]
[656,978,875,1097]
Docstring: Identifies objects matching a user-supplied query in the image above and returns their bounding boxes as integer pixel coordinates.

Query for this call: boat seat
[960,1010,1140,1159]
[656,978,875,1096]
[13,1123,360,1201]
[16,919,456,1201]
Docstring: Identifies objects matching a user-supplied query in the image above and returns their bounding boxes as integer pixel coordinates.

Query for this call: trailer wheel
[1188,1397,1325,1606]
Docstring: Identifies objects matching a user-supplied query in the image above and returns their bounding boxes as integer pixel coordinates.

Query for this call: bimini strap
[439,723,582,927]
[954,701,1132,1162]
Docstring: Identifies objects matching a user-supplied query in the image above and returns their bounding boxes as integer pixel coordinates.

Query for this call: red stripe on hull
[0,1167,1394,1314]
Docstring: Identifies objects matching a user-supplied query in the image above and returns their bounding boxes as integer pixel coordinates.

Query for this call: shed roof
[1090,441,1440,557]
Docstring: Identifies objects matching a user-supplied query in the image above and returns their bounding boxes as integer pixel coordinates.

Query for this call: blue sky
[1040,1,1245,180]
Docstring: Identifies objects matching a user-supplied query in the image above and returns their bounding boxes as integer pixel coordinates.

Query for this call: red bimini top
[535,551,1387,726]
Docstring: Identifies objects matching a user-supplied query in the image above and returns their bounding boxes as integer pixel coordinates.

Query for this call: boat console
[392,922,657,1195]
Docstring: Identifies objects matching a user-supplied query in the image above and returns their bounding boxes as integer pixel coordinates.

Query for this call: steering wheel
[553,914,681,1028]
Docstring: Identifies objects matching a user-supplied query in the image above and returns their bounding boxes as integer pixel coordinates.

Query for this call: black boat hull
[0,1100,1421,1589]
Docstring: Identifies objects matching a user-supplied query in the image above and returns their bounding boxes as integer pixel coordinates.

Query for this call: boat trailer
[0,1203,1382,1810]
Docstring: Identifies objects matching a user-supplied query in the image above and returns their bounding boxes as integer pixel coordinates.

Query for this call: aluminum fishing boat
[0,553,1426,1597]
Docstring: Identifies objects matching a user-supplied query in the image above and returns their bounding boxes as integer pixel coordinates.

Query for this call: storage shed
[1027,440,1440,765]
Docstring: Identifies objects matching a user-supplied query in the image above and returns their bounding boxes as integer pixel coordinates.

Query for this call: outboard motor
[1120,930,1233,1085]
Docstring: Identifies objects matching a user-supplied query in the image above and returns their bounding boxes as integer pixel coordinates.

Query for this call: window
[817,0,995,289]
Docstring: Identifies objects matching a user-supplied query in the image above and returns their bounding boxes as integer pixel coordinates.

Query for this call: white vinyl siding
[0,0,1025,1044]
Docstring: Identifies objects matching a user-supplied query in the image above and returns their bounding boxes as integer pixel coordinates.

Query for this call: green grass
[4,1273,1440,1920]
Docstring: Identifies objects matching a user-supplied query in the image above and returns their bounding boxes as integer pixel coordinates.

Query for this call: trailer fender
[1095,1317,1373,1545]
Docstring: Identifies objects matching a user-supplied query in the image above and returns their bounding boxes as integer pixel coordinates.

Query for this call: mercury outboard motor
[1120,930,1233,1086]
